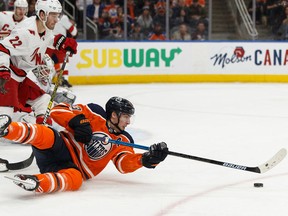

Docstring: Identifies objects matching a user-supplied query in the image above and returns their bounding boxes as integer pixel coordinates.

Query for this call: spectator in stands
[171,23,191,40]
[127,0,136,20]
[172,0,189,19]
[152,2,170,32]
[172,7,190,28]
[105,22,124,40]
[98,9,113,39]
[191,20,207,40]
[185,0,205,7]
[76,0,94,28]
[148,21,166,40]
[7,0,14,10]
[136,5,153,38]
[276,5,288,40]
[115,6,133,33]
[247,0,266,25]
[266,0,285,34]
[27,0,35,17]
[105,0,119,24]
[129,22,145,40]
[136,0,156,17]
[188,0,207,28]
[0,0,6,11]
[86,0,105,25]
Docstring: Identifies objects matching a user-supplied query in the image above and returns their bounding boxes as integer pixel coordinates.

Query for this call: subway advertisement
[67,41,288,84]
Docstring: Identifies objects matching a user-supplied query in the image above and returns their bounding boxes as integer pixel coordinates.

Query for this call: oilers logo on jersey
[85,133,112,160]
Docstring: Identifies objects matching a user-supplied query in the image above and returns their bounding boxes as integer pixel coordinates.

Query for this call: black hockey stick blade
[168,148,287,174]
[0,152,34,172]
[92,136,287,174]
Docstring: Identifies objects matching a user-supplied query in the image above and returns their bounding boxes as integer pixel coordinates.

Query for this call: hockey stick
[92,136,287,174]
[43,51,70,124]
[0,153,34,172]
[0,52,71,172]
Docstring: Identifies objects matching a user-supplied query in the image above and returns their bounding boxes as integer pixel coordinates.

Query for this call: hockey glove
[36,115,53,126]
[68,114,92,144]
[54,34,77,56]
[141,142,169,169]
[0,66,10,94]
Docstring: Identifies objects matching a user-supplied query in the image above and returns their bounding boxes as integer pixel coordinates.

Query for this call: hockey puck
[254,183,263,187]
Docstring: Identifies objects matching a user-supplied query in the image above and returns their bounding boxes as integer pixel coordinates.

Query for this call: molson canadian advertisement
[67,42,288,84]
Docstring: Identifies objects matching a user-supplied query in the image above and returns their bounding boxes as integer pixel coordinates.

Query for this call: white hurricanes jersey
[0,16,54,82]
[53,14,77,37]
[0,11,26,39]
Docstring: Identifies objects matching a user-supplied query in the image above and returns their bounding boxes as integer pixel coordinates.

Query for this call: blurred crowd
[83,0,209,40]
[0,0,209,41]
[247,0,288,40]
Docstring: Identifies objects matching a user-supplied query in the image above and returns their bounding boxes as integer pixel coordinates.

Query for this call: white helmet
[35,0,62,17]
[14,0,28,8]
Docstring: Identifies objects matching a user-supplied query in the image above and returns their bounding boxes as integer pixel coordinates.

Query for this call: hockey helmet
[106,97,135,119]
[14,0,28,8]
[35,0,62,18]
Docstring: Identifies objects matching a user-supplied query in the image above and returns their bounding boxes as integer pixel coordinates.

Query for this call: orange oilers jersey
[50,103,144,180]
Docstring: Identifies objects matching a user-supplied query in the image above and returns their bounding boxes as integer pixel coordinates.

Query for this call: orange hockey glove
[68,114,92,144]
[141,142,168,168]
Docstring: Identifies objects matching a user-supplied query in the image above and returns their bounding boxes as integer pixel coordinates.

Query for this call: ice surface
[1,83,288,216]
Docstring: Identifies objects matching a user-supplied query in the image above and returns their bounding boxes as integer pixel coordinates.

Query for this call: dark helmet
[105,96,135,119]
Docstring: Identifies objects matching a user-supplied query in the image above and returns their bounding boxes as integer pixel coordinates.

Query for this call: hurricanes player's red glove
[53,34,77,56]
[0,66,11,94]
[36,115,53,126]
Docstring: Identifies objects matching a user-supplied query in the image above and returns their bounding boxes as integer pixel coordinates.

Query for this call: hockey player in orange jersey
[0,96,168,193]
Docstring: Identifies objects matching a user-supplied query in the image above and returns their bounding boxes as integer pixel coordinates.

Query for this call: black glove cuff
[68,114,90,129]
[55,35,66,50]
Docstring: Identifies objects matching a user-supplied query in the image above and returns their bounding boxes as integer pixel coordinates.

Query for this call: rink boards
[67,41,288,84]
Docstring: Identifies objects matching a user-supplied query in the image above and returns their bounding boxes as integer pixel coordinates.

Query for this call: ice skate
[5,174,40,191]
[0,114,11,137]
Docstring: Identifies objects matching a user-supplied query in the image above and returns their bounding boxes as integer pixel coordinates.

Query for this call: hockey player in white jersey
[0,0,28,40]
[15,54,76,126]
[47,14,78,88]
[54,14,78,37]
[0,0,77,122]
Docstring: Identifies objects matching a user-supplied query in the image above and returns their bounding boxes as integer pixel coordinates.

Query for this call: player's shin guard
[35,168,82,193]
[4,122,55,149]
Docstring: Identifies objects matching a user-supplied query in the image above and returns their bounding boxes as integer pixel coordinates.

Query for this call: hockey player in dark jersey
[0,96,168,193]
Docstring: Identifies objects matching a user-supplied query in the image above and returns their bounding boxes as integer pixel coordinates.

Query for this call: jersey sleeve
[62,15,78,37]
[112,148,143,174]
[50,103,86,131]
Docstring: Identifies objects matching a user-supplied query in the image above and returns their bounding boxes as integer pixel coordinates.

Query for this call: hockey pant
[4,122,83,193]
